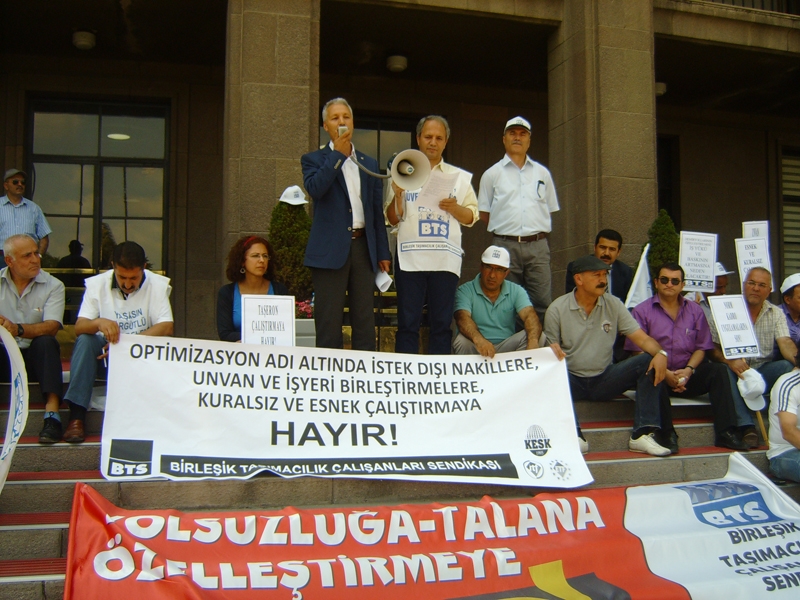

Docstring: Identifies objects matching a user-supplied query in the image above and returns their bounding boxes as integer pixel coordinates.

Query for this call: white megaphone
[349,149,431,190]
[389,149,431,190]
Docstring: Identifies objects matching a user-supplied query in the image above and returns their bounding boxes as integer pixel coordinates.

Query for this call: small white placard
[241,294,296,346]
[708,295,760,360]
[679,231,717,292]
[743,220,769,239]
[734,237,774,290]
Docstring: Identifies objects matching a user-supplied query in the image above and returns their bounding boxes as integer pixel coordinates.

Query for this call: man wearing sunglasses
[625,263,748,451]
[0,169,51,256]
[709,266,795,447]
[452,245,542,357]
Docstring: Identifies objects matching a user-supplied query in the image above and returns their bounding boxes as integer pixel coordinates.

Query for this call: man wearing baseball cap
[453,245,541,357]
[780,273,800,348]
[544,255,674,456]
[478,117,559,322]
[0,169,52,255]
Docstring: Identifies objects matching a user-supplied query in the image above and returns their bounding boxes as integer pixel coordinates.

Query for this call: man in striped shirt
[768,366,800,482]
[0,169,51,255]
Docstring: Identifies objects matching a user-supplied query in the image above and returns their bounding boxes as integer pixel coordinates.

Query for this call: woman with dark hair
[217,235,289,341]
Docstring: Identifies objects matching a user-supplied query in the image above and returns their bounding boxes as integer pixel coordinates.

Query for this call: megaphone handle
[351,155,391,179]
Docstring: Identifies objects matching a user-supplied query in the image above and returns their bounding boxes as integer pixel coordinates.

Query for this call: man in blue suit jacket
[565,229,633,303]
[302,98,391,350]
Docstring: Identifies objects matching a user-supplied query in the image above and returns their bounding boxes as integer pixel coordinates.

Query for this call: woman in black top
[217,235,289,341]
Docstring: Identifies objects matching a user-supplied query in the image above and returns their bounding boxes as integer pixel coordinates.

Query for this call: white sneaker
[579,436,589,455]
[628,433,671,457]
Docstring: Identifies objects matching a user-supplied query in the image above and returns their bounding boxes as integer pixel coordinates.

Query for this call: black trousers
[662,360,737,435]
[311,237,376,351]
[0,335,63,402]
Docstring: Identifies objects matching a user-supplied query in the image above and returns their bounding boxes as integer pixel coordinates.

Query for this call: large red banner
[65,482,688,599]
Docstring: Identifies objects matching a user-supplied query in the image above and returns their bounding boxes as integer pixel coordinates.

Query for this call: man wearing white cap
[0,168,51,255]
[453,245,541,357]
[478,117,559,321]
[780,273,800,348]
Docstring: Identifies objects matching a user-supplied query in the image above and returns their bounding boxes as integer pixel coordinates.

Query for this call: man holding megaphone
[386,115,479,355]
[302,98,391,351]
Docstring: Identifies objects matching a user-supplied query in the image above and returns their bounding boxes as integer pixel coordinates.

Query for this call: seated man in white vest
[62,241,173,443]
[452,245,541,357]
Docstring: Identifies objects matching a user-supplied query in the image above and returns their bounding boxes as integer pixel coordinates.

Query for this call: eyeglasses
[745,280,770,290]
[658,277,683,286]
[10,179,25,185]
[482,264,509,274]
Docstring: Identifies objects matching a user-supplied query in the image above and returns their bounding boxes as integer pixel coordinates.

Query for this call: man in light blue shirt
[453,245,542,357]
[478,117,559,321]
[0,169,51,255]
[0,234,64,443]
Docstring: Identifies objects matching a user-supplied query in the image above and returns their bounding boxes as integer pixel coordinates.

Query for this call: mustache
[596,282,607,289]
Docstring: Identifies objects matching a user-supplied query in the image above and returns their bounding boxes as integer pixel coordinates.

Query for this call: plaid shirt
[710,299,789,369]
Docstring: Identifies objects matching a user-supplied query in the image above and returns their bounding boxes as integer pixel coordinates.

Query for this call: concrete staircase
[1,396,798,599]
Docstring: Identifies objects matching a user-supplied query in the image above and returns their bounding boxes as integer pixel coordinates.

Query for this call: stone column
[548,0,657,272]
[222,0,320,253]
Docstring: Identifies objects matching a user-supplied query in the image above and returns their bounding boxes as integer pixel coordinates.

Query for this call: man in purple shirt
[780,273,800,348]
[625,262,748,451]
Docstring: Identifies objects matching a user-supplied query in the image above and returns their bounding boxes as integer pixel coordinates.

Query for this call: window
[27,100,169,270]
[781,151,800,273]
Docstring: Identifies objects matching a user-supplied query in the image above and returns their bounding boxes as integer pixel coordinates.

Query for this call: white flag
[625,243,653,309]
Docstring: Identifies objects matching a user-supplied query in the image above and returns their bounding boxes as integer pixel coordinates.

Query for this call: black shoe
[741,427,759,449]
[715,429,748,451]
[38,417,62,444]
[656,430,679,454]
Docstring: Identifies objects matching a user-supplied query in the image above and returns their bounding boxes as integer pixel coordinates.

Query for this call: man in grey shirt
[0,234,65,443]
[544,255,674,456]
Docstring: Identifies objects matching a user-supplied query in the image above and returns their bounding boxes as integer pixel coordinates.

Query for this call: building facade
[2,0,799,338]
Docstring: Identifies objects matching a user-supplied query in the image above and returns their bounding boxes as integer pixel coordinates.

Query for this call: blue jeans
[394,259,458,355]
[64,333,108,409]
[728,359,794,427]
[770,449,800,482]
[569,353,667,431]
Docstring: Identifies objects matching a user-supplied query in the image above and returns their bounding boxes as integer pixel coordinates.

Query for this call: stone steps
[1,398,798,599]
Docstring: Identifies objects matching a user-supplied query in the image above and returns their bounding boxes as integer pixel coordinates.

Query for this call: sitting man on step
[544,255,673,457]
[0,234,65,443]
[62,241,173,443]
[625,262,748,452]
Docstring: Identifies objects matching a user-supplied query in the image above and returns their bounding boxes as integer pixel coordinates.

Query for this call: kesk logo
[524,424,551,457]
[107,439,153,477]
[676,481,780,528]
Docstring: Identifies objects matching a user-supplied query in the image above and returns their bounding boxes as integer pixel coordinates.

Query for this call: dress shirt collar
[500,154,535,169]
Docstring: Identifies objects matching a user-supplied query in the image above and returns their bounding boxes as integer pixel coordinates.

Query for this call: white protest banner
[626,453,800,599]
[100,336,591,488]
[735,236,774,289]
[240,294,295,346]
[0,327,29,495]
[708,295,760,360]
[743,220,769,240]
[679,232,717,292]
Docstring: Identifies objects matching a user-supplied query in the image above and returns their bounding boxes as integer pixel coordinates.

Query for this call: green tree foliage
[269,201,313,301]
[647,209,679,278]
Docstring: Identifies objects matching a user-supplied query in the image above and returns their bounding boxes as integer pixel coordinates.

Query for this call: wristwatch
[16,323,23,337]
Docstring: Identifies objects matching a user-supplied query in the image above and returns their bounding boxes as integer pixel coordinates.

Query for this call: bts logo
[107,439,153,477]
[676,481,779,528]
